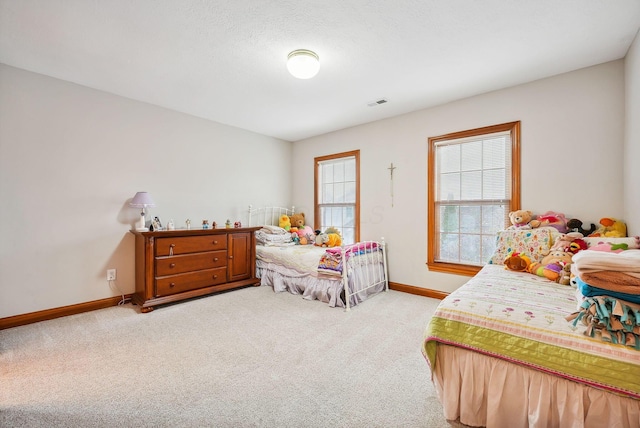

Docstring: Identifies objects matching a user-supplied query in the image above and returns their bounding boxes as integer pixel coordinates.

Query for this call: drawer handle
[213,274,218,279]
[170,244,176,247]
[169,244,175,256]
[213,257,218,262]
[212,240,218,245]
[169,282,176,288]
[169,263,176,268]
[229,255,234,259]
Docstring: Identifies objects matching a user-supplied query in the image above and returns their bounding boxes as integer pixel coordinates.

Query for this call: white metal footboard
[343,239,389,311]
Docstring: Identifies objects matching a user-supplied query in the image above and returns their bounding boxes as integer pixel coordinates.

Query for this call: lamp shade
[287,49,320,79]
[129,192,156,209]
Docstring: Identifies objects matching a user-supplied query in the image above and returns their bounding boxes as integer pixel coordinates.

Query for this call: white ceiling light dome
[287,49,320,79]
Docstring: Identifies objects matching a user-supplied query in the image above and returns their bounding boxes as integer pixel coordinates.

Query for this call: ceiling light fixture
[287,49,320,79]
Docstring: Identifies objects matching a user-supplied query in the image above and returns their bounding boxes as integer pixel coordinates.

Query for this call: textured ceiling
[1,1,639,141]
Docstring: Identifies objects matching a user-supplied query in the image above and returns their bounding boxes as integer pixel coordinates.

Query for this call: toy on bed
[532,211,568,233]
[545,231,586,255]
[504,252,531,271]
[567,218,597,236]
[507,210,536,230]
[279,214,291,231]
[314,227,342,247]
[527,250,573,282]
[287,212,314,245]
[588,217,627,238]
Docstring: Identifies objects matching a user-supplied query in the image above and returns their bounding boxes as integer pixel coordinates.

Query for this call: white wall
[0,64,292,318]
[292,60,626,293]
[625,30,640,235]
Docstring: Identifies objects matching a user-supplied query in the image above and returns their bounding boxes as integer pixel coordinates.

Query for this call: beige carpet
[0,286,450,427]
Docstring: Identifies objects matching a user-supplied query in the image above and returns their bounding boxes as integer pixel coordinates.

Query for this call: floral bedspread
[423,264,640,399]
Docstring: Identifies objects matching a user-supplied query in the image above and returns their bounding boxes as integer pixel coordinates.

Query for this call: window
[315,150,360,245]
[428,121,520,276]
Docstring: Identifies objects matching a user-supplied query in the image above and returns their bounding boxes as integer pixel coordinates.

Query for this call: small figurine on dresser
[234,221,242,228]
[225,219,231,228]
[186,219,191,230]
[202,220,209,229]
[212,221,217,228]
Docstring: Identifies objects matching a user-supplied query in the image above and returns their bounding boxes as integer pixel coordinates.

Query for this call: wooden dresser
[131,227,260,312]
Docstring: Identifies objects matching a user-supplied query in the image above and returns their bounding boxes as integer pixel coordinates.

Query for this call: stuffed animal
[504,252,531,272]
[314,230,328,246]
[589,242,628,253]
[508,210,535,230]
[279,214,291,231]
[314,228,342,247]
[588,217,627,238]
[527,250,573,281]
[545,232,584,255]
[289,212,306,229]
[296,225,314,244]
[557,263,572,286]
[568,238,588,254]
[534,211,568,233]
[567,218,596,236]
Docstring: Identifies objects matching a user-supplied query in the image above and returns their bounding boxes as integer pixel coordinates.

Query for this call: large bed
[247,206,389,310]
[422,235,640,427]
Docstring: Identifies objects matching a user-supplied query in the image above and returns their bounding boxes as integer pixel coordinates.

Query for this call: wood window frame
[427,121,521,276]
[314,150,360,243]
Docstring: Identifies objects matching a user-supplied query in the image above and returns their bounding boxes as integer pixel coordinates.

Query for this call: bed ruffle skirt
[256,262,344,307]
[432,344,640,428]
[256,261,383,308]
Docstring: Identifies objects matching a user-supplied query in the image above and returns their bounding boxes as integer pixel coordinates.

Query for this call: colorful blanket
[317,242,380,276]
[567,295,640,350]
[422,265,640,399]
[575,276,640,305]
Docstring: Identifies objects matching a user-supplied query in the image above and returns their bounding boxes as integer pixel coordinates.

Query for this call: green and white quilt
[423,265,640,399]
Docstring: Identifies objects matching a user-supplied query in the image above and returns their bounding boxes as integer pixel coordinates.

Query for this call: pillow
[489,227,558,265]
[582,236,640,249]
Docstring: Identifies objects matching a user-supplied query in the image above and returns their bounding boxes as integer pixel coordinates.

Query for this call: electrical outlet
[106,269,116,281]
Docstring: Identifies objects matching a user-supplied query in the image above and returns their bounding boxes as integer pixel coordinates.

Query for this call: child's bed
[247,205,389,310]
[422,230,640,427]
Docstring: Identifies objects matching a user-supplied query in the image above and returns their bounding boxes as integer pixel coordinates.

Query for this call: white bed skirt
[256,261,384,308]
[432,344,640,428]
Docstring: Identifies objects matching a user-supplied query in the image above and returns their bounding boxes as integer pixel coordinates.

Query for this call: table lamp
[129,192,156,231]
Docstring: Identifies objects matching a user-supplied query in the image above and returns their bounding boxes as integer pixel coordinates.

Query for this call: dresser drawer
[155,250,227,276]
[156,235,227,256]
[156,267,227,296]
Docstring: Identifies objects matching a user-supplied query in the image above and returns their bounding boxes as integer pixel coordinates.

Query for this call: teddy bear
[289,212,306,229]
[508,210,536,230]
[557,263,572,286]
[279,214,291,231]
[588,217,627,238]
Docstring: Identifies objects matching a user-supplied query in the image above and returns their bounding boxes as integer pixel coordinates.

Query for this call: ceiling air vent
[367,98,388,107]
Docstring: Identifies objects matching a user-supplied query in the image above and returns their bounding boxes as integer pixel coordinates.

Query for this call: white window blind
[317,156,356,244]
[434,130,512,265]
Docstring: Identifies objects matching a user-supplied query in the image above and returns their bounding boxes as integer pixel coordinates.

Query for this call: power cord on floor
[108,279,130,306]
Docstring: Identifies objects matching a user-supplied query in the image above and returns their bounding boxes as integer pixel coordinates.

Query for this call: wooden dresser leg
[140,306,154,313]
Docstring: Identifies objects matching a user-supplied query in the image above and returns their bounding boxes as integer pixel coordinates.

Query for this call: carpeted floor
[0,286,450,427]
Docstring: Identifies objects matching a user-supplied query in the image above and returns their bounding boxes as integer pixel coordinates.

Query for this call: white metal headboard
[247,205,295,227]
